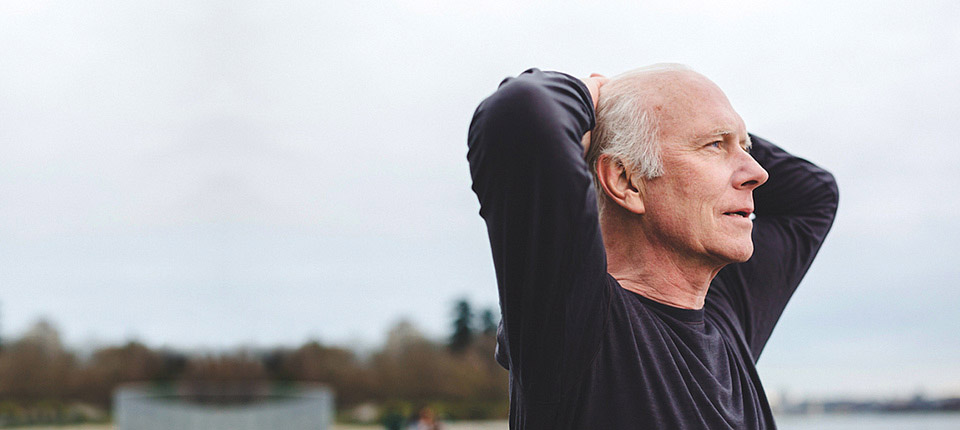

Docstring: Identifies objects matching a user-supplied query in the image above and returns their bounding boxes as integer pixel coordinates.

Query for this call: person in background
[409,406,442,430]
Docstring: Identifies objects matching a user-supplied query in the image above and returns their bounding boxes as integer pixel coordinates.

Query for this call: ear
[597,154,645,215]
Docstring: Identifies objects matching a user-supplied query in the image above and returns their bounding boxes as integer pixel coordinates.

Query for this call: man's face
[638,72,768,266]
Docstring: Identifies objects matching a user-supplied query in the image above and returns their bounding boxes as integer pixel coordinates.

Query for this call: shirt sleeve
[711,134,839,361]
[467,69,610,403]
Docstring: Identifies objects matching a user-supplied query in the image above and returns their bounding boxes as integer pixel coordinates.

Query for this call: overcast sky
[2,0,958,399]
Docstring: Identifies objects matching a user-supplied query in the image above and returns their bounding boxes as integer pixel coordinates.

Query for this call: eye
[707,141,722,149]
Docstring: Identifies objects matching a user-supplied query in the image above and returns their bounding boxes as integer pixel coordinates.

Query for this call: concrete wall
[114,384,333,430]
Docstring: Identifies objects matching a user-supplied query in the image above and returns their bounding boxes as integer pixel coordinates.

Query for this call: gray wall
[115,385,333,430]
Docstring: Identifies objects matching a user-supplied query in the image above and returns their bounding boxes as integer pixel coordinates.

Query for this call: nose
[735,150,768,190]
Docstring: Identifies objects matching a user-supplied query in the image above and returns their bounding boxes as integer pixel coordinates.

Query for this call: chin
[731,249,753,263]
[732,241,755,262]
[719,240,754,264]
[703,232,755,265]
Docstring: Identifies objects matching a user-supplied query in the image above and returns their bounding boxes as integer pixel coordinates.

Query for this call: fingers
[589,73,609,88]
[581,73,607,111]
[581,73,607,156]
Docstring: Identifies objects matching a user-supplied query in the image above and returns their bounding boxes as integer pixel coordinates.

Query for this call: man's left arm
[711,134,839,361]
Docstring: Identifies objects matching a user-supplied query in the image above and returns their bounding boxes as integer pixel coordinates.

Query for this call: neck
[601,213,722,310]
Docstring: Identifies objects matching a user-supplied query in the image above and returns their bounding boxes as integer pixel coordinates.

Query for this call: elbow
[818,168,840,218]
[467,76,560,191]
[824,169,839,205]
[468,76,565,155]
[486,76,555,111]
[475,77,558,131]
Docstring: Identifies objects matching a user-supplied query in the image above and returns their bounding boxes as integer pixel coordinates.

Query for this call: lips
[722,208,753,218]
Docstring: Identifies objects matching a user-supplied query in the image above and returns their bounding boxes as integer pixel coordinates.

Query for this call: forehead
[635,71,746,144]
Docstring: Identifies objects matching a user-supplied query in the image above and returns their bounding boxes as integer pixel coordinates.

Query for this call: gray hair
[586,63,693,213]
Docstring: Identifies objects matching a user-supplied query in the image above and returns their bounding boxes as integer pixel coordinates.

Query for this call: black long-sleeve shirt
[467,69,839,429]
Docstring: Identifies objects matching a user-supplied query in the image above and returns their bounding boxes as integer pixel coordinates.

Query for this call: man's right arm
[467,69,609,404]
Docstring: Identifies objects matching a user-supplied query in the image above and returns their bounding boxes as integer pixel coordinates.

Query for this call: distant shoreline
[11,415,960,430]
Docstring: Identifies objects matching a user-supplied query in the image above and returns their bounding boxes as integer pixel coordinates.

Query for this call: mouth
[722,209,753,218]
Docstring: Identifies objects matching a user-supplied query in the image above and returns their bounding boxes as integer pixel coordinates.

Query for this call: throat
[612,270,713,310]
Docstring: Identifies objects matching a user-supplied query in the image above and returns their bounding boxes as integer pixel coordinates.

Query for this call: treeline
[0,299,507,425]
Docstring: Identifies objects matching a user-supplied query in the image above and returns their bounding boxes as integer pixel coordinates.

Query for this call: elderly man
[467,66,838,429]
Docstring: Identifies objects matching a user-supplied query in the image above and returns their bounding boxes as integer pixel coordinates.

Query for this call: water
[330,415,960,429]
[776,413,960,430]
[424,415,960,429]
[394,415,960,429]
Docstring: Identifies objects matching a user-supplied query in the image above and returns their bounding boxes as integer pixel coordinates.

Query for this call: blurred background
[1,0,958,427]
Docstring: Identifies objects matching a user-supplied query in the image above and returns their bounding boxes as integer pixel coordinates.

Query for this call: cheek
[648,207,695,244]
[656,186,717,230]
[682,185,723,222]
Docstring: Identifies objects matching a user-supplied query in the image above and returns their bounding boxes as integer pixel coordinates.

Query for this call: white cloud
[1,0,958,395]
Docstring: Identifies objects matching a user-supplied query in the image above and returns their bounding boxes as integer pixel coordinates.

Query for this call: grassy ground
[4,421,509,430]
[334,422,507,430]
[4,427,114,430]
